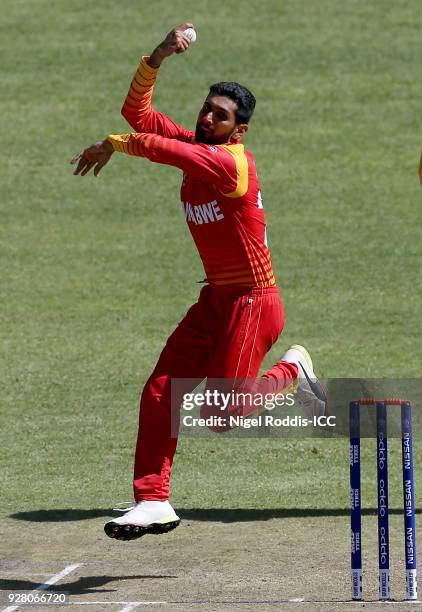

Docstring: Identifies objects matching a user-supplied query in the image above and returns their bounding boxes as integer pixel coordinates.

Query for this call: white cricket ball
[184,27,197,43]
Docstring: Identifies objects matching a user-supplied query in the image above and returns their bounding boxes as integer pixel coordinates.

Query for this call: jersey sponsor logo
[182,200,225,225]
[207,145,217,152]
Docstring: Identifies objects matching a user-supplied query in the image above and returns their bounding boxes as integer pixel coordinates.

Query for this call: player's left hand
[70,139,114,176]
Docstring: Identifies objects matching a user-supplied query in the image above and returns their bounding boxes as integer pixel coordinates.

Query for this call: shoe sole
[104,519,181,541]
[290,345,327,403]
[290,344,313,370]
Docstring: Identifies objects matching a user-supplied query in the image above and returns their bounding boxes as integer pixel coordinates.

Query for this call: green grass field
[1,0,422,608]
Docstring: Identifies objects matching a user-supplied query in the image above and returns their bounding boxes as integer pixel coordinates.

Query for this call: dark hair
[208,82,256,124]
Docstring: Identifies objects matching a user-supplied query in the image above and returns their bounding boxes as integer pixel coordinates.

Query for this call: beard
[195,124,214,144]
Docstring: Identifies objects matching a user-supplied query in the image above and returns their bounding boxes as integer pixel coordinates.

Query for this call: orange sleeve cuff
[107,134,131,154]
[140,56,159,76]
[107,133,158,158]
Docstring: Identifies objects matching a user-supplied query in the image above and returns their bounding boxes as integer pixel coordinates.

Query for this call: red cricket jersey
[108,57,276,288]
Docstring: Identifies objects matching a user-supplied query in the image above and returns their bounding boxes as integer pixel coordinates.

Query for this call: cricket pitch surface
[1,509,420,611]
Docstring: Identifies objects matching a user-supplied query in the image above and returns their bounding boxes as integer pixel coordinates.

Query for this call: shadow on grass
[10,507,422,523]
[10,509,113,521]
[0,574,177,595]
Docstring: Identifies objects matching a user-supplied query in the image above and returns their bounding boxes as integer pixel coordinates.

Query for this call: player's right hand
[150,23,195,66]
[70,139,114,177]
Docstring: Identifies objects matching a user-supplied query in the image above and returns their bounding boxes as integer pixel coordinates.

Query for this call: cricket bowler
[71,23,326,541]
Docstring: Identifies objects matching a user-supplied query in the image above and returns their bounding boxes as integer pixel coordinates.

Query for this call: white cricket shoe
[104,500,180,541]
[282,344,327,417]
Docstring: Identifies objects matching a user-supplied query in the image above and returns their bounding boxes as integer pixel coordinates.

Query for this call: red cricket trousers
[133,284,298,501]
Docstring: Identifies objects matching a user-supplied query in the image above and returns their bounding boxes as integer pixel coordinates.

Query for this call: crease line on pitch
[2,563,82,612]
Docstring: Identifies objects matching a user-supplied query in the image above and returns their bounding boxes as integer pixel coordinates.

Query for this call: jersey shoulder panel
[218,144,249,199]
